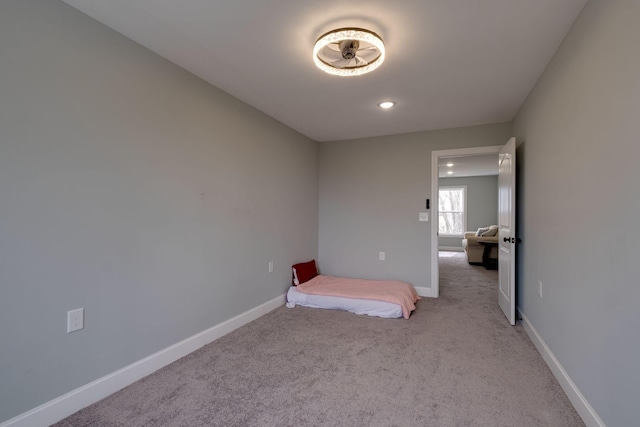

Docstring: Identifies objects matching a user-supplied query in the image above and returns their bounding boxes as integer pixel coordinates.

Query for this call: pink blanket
[296,275,421,319]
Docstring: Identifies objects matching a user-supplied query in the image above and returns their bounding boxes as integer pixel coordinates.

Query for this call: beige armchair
[462,230,499,265]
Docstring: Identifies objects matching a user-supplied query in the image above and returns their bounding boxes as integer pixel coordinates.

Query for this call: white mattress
[286,286,403,319]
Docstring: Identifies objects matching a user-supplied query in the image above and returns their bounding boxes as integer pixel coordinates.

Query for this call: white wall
[513,0,640,425]
[0,1,318,422]
[318,124,512,290]
[438,175,498,249]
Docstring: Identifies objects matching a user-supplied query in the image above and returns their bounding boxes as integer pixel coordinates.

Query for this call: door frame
[430,145,503,297]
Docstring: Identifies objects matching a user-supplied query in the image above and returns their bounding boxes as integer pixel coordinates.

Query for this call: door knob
[503,237,515,243]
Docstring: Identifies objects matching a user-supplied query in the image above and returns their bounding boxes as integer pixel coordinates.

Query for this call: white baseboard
[438,246,464,252]
[518,310,605,427]
[414,286,435,298]
[1,294,286,427]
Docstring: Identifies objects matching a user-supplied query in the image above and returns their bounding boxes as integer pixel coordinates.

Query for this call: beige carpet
[54,252,584,426]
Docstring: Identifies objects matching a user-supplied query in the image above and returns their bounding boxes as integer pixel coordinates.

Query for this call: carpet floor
[54,252,584,426]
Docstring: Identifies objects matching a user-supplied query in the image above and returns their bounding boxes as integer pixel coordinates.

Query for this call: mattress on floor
[286,286,403,319]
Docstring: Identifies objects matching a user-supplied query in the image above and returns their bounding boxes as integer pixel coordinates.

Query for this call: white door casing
[498,137,516,325]
[430,145,503,298]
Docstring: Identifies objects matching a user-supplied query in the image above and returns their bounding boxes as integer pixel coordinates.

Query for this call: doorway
[430,145,502,297]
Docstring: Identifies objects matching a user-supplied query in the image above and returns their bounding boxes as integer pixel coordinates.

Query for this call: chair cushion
[481,225,499,237]
[475,227,489,237]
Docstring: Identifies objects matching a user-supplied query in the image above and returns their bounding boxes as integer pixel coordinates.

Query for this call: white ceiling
[439,154,498,178]
[62,0,587,142]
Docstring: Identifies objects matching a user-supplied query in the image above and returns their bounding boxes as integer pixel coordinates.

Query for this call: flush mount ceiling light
[378,101,395,109]
[313,28,385,77]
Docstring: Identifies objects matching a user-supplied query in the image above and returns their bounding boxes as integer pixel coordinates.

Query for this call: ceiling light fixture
[447,171,454,175]
[446,163,454,167]
[313,28,385,77]
[378,101,395,109]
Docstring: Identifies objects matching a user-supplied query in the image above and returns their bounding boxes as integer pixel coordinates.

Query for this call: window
[439,186,467,236]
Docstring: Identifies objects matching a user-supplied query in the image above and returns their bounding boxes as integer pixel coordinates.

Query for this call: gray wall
[0,1,318,422]
[438,175,498,249]
[318,123,512,289]
[512,1,639,425]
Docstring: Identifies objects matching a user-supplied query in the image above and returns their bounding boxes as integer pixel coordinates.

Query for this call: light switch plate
[419,212,429,222]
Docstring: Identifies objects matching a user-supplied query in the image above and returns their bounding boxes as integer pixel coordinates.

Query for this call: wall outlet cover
[67,308,84,333]
[538,281,543,298]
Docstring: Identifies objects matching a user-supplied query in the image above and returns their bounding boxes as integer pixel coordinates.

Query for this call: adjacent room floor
[55,252,584,426]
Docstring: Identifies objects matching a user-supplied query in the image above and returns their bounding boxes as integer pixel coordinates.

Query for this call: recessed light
[447,171,453,175]
[446,163,454,167]
[378,101,395,109]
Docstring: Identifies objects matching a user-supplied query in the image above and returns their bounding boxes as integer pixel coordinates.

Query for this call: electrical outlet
[67,308,84,333]
[268,261,273,273]
[379,252,385,261]
[538,281,543,298]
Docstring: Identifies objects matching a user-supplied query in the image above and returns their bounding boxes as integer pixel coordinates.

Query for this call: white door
[498,137,516,325]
